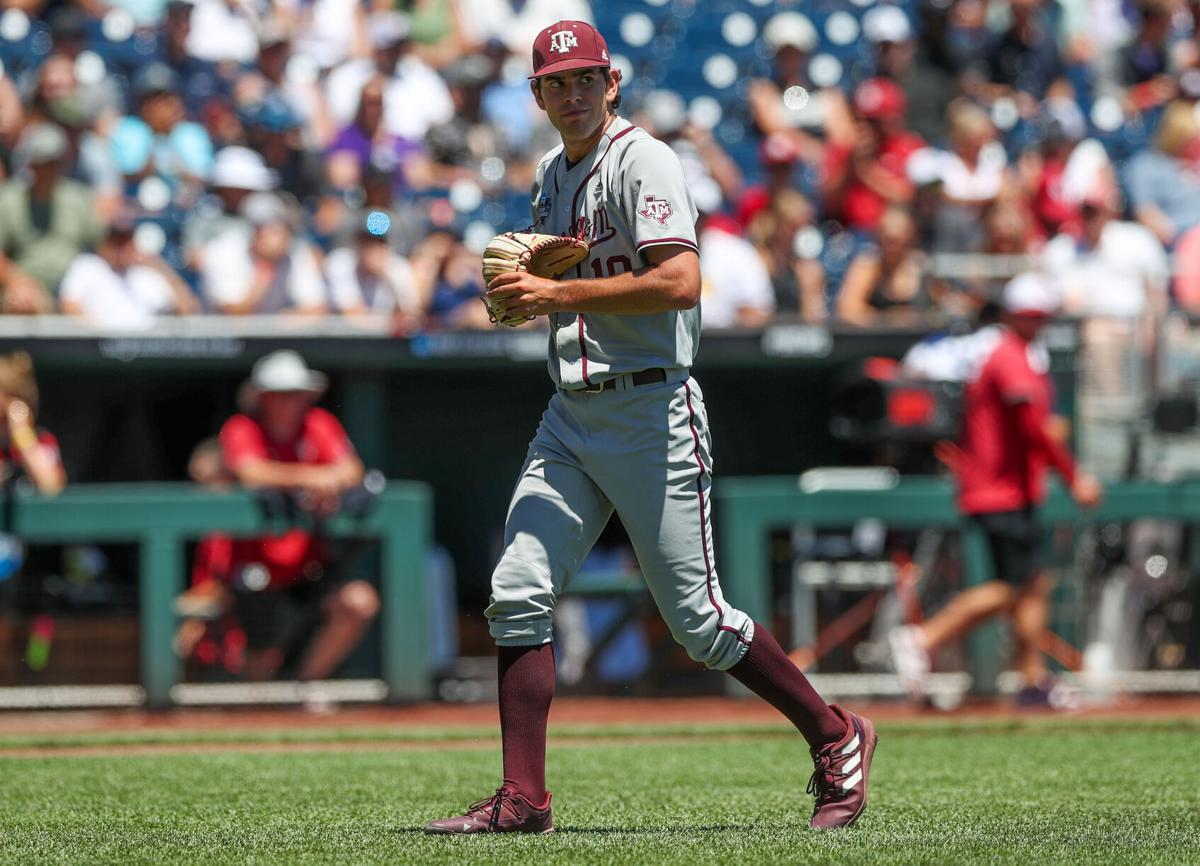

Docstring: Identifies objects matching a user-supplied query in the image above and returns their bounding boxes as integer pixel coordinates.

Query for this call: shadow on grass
[555,824,757,835]
[397,824,757,836]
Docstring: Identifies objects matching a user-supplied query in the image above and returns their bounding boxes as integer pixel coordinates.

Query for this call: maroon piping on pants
[683,381,750,647]
[578,315,589,385]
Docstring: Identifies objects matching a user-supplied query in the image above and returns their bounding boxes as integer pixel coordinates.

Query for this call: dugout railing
[4,482,432,708]
[5,477,1197,707]
[715,474,1200,697]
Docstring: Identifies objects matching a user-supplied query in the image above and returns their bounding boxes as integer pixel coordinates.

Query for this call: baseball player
[425,21,876,835]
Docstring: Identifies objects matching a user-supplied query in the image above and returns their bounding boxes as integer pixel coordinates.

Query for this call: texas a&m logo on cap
[638,195,673,225]
[531,20,611,78]
[549,30,578,54]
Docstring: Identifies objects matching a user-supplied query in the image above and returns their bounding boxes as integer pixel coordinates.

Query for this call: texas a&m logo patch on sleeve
[638,195,673,225]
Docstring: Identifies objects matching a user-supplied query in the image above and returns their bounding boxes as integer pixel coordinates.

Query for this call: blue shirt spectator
[1124,101,1200,248]
[111,63,213,189]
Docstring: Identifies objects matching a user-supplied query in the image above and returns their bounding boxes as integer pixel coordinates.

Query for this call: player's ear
[606,68,622,113]
[530,78,546,110]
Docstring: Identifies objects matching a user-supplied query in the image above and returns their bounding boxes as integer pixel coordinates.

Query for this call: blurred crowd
[0,0,1198,331]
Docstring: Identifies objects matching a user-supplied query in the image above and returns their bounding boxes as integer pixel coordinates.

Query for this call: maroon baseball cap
[853,77,906,121]
[530,20,610,79]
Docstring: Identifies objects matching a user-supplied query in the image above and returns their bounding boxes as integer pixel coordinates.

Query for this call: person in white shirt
[184,146,279,272]
[185,0,260,63]
[1042,180,1169,476]
[1043,184,1169,319]
[698,212,776,330]
[60,219,199,330]
[457,0,593,54]
[327,213,424,325]
[940,101,1007,205]
[325,12,454,143]
[934,100,1009,253]
[282,0,368,71]
[201,193,328,316]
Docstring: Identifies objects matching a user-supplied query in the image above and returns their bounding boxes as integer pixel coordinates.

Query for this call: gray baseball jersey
[530,116,701,390]
[486,115,754,672]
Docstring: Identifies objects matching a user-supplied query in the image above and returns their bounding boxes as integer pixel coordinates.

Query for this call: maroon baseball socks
[728,622,846,750]
[496,626,844,804]
[497,643,556,805]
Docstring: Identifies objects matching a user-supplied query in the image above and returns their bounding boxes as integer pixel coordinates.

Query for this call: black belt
[584,368,668,393]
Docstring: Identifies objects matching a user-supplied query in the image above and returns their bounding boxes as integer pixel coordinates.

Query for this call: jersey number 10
[590,256,634,278]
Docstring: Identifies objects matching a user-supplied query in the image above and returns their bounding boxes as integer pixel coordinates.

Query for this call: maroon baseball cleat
[807,704,878,829]
[424,785,554,834]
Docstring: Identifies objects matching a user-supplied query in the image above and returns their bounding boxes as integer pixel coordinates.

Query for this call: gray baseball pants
[486,370,754,671]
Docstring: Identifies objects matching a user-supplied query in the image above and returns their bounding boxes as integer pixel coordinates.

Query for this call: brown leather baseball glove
[480,231,590,326]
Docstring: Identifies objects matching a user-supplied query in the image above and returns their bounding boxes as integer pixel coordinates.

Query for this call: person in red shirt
[178,350,379,682]
[0,352,65,669]
[823,77,925,234]
[0,352,65,498]
[889,274,1102,705]
[0,352,65,628]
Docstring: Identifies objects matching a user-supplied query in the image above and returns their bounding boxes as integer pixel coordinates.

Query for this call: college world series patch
[638,195,674,225]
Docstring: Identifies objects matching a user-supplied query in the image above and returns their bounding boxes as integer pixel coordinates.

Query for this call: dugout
[5,320,995,595]
[0,318,1082,693]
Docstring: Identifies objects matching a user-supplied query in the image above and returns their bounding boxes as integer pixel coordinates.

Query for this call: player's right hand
[486,271,562,321]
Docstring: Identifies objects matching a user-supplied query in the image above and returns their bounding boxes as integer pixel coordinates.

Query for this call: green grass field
[1,718,1198,865]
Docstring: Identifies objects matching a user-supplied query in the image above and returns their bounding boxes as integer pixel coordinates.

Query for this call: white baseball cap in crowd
[211,146,278,192]
[863,5,913,44]
[241,191,296,227]
[691,177,723,216]
[19,123,69,165]
[238,350,328,411]
[642,89,686,136]
[763,12,818,53]
[369,11,411,49]
[1003,273,1060,318]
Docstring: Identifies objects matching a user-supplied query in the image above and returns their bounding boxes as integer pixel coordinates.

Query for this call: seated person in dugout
[0,351,66,624]
[0,352,65,499]
[175,351,379,681]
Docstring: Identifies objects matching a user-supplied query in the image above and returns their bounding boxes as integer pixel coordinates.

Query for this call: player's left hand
[486,271,562,320]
